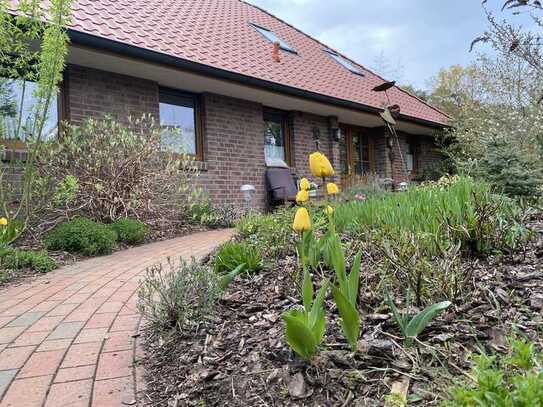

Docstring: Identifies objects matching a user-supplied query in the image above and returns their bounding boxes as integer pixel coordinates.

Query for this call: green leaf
[332,285,360,351]
[308,278,329,328]
[282,309,317,360]
[347,251,362,305]
[218,264,245,291]
[302,267,313,312]
[312,307,326,345]
[384,285,407,335]
[405,301,451,340]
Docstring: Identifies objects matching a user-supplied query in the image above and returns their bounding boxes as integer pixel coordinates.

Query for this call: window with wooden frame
[263,107,292,166]
[0,77,61,149]
[159,88,204,160]
[345,127,375,175]
[405,136,418,174]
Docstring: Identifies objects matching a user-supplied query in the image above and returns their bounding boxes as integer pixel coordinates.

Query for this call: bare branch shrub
[31,114,199,230]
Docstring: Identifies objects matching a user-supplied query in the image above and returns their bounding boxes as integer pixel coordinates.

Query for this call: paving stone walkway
[0,229,233,407]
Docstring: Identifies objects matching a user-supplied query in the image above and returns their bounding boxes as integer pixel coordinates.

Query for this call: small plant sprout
[384,285,451,346]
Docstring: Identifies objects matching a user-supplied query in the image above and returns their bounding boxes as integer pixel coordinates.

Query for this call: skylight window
[325,50,364,76]
[250,23,297,54]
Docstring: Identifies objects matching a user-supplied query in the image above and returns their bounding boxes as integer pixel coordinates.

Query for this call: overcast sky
[247,0,526,89]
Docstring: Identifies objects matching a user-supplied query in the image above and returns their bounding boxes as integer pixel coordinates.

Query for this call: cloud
[246,0,497,89]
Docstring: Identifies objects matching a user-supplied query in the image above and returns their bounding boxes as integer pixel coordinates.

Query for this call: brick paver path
[0,229,233,407]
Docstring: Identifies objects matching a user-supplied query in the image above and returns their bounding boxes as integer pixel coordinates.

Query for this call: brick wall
[58,65,443,211]
[65,65,159,123]
[196,93,267,210]
[291,112,339,184]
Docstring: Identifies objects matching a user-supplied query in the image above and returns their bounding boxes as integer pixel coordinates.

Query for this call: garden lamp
[240,184,256,212]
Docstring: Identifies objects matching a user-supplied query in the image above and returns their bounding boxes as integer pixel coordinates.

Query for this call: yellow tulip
[299,177,310,191]
[0,217,7,226]
[327,182,339,195]
[325,205,334,215]
[309,152,335,178]
[296,189,309,204]
[293,207,311,233]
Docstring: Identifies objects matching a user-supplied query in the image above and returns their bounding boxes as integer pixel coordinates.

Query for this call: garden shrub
[472,138,543,199]
[44,218,118,256]
[0,248,57,273]
[443,338,543,406]
[34,115,199,223]
[213,241,263,274]
[137,258,223,331]
[110,218,148,245]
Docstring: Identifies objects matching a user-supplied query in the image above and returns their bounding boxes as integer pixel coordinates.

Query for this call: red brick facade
[61,65,442,210]
[65,65,159,123]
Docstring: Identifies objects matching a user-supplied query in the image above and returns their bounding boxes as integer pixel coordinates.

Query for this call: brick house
[3,0,449,210]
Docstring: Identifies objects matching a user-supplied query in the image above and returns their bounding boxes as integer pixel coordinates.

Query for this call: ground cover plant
[44,217,117,256]
[443,337,543,406]
[110,218,148,245]
[0,247,57,284]
[213,241,262,274]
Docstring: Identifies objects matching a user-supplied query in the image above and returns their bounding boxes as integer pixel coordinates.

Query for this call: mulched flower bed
[141,218,543,406]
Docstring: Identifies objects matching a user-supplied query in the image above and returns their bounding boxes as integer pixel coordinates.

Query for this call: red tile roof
[70,0,449,126]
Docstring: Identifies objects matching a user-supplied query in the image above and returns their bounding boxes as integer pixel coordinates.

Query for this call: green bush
[214,241,263,274]
[472,139,543,198]
[443,338,543,406]
[109,218,148,245]
[137,259,223,331]
[44,218,118,256]
[0,248,57,273]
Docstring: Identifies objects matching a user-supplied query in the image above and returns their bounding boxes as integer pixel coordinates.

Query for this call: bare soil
[141,218,543,406]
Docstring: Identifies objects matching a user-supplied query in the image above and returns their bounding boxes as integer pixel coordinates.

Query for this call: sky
[246,0,530,90]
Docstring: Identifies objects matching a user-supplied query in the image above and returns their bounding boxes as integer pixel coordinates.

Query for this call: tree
[0,0,74,238]
[473,1,542,78]
[427,34,543,196]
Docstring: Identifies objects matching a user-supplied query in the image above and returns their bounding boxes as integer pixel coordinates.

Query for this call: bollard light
[240,184,256,212]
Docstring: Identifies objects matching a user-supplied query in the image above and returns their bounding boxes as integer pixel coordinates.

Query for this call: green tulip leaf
[405,301,451,340]
[332,286,360,351]
[282,310,318,360]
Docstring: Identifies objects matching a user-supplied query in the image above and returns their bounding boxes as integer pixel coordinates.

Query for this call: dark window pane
[0,78,58,141]
[159,91,197,155]
[263,110,285,162]
[352,134,370,174]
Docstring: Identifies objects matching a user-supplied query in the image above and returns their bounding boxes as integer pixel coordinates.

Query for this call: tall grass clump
[334,177,531,304]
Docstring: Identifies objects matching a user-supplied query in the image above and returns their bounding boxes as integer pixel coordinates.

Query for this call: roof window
[250,23,297,54]
[325,50,364,75]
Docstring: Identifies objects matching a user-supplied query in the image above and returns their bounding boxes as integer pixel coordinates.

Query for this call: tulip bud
[296,189,309,204]
[309,152,334,178]
[326,182,339,195]
[293,207,311,233]
[299,177,310,191]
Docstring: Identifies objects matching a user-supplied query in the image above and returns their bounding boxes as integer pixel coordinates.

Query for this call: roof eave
[68,29,448,130]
